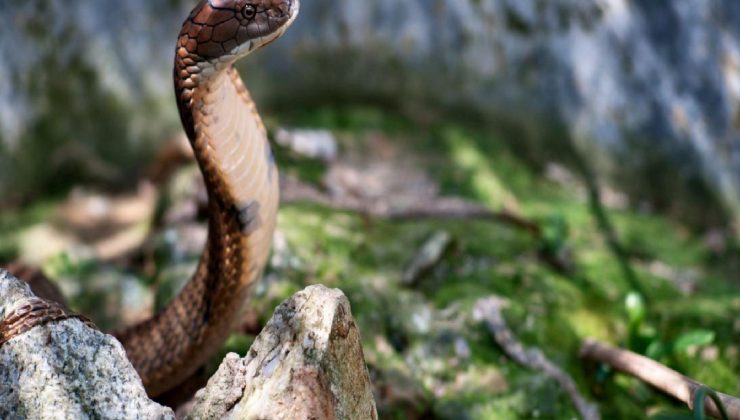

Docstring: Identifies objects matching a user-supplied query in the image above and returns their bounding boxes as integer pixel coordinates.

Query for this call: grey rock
[275,128,338,162]
[187,285,377,420]
[402,231,453,286]
[3,0,740,222]
[0,270,174,420]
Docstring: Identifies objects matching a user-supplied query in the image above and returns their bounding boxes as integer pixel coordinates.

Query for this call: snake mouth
[225,0,299,60]
[252,0,300,49]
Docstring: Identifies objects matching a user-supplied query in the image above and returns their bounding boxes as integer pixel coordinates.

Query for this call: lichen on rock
[0,270,174,419]
[187,284,377,420]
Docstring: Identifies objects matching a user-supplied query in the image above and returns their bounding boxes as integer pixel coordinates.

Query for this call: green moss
[266,103,738,416]
[5,103,737,418]
[0,200,59,261]
[679,357,738,394]
[277,104,412,133]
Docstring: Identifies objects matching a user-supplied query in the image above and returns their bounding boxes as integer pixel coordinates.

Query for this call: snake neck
[175,56,275,202]
[116,58,279,397]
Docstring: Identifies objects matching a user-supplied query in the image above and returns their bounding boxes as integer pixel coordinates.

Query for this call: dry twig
[474,297,600,420]
[580,338,739,419]
[280,176,541,234]
[281,177,575,274]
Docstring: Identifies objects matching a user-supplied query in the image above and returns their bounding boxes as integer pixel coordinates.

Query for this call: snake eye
[242,4,256,19]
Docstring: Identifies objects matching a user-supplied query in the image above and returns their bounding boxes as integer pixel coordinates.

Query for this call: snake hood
[178,0,299,64]
[174,0,299,139]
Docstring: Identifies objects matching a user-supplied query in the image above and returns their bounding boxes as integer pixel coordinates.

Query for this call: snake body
[1,0,298,397]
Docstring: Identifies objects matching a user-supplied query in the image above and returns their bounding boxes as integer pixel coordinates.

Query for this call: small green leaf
[645,340,668,360]
[641,324,657,340]
[625,291,646,325]
[674,330,715,354]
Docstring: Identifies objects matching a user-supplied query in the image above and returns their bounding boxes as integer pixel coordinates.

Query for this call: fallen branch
[281,176,578,275]
[580,338,739,419]
[474,297,600,420]
[280,176,541,235]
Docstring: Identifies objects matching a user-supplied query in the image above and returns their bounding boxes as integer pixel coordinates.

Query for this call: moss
[247,105,740,417]
[4,104,738,418]
[273,106,738,417]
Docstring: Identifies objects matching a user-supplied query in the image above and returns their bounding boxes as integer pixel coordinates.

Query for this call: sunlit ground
[1,105,738,419]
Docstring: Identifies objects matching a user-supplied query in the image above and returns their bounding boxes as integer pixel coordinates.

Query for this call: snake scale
[1,0,299,397]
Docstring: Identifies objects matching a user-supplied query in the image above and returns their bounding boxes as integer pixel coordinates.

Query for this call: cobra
[1,0,299,398]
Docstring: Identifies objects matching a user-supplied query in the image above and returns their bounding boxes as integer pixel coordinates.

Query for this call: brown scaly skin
[0,0,299,398]
[0,297,97,346]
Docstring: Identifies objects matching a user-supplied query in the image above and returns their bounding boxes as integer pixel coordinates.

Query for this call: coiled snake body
[1,0,299,397]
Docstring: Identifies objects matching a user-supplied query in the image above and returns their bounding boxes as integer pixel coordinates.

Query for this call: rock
[16,224,79,266]
[643,261,700,295]
[187,285,377,420]
[402,231,453,286]
[323,161,439,208]
[5,0,740,224]
[3,263,66,306]
[275,128,339,162]
[16,184,156,265]
[0,270,174,419]
[275,0,740,225]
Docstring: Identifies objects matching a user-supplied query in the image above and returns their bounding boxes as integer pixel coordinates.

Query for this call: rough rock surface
[3,0,739,221]
[284,0,740,222]
[0,270,174,419]
[187,285,377,420]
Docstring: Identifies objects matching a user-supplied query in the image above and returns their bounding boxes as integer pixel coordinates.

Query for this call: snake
[0,0,299,398]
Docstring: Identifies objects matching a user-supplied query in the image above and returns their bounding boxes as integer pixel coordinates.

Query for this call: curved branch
[580,338,740,420]
[475,297,600,420]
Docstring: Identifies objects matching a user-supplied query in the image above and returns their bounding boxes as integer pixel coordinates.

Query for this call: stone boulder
[3,0,739,224]
[186,285,377,419]
[0,270,174,419]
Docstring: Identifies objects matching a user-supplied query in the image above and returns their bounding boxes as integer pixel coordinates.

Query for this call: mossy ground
[1,105,738,419]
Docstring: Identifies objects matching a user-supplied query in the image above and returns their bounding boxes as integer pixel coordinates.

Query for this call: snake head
[178,0,299,63]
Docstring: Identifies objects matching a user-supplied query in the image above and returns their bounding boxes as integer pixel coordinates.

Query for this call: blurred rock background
[2,0,739,227]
